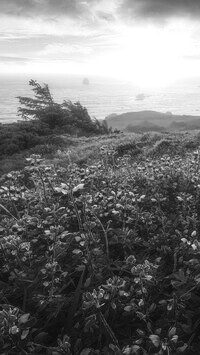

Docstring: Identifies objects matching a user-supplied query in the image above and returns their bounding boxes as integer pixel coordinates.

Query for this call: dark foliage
[17,79,110,135]
[115,141,142,157]
[126,123,164,133]
[0,139,200,353]
[0,79,110,161]
[0,120,51,157]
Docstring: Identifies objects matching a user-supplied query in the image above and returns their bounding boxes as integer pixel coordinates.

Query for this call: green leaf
[168,326,176,337]
[21,329,29,340]
[18,313,30,325]
[124,306,132,312]
[171,335,178,343]
[149,334,160,347]
[72,249,82,254]
[80,349,91,355]
[177,344,188,353]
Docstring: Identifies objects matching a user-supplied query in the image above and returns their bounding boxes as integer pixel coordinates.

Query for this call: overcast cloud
[1,0,200,21]
[120,0,200,20]
[0,0,88,17]
[0,0,200,78]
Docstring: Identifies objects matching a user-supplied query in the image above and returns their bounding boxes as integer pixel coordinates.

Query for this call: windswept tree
[17,80,66,129]
[62,100,99,134]
[17,79,109,135]
[17,79,57,119]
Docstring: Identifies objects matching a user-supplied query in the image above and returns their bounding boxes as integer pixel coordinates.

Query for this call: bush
[115,141,142,157]
[0,123,44,157]
[17,79,109,136]
[0,147,200,353]
[147,138,179,157]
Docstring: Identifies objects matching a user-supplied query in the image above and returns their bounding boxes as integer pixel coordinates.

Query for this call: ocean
[1,74,200,123]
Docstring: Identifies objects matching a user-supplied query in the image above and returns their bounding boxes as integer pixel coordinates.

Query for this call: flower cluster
[1,135,200,354]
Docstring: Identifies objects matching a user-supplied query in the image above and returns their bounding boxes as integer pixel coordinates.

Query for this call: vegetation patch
[0,138,200,353]
[0,79,110,166]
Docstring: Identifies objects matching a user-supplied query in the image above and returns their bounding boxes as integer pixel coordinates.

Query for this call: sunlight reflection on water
[0,74,200,123]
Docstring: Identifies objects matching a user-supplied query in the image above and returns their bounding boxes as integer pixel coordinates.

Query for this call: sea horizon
[1,74,200,124]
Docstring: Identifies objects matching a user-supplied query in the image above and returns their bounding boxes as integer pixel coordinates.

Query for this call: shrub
[147,138,178,157]
[17,79,109,135]
[115,141,142,157]
[1,140,200,353]
[0,148,199,353]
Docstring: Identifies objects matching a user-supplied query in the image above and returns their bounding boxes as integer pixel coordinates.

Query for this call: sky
[1,0,200,88]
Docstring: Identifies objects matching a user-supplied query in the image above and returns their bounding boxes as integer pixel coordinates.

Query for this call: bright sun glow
[84,25,195,89]
[1,22,198,90]
[107,27,193,88]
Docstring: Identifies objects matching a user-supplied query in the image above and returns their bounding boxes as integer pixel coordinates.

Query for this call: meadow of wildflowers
[0,132,200,354]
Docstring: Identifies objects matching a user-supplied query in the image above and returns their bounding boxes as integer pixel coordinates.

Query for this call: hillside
[105,110,200,131]
[1,131,200,353]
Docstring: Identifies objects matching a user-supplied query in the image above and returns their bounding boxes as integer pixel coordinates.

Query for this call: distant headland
[105,110,200,132]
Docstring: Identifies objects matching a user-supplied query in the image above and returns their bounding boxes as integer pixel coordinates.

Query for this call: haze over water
[1,74,200,123]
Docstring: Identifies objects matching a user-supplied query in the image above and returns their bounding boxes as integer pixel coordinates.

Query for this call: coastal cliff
[105,110,200,131]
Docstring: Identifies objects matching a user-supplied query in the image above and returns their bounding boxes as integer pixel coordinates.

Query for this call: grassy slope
[1,131,200,353]
[1,130,200,177]
[105,111,200,130]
